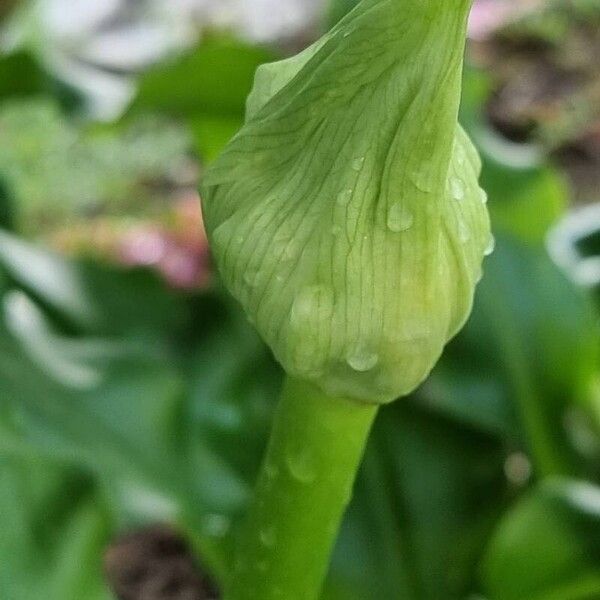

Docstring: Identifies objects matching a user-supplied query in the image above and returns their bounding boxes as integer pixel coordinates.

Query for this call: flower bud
[201,0,491,403]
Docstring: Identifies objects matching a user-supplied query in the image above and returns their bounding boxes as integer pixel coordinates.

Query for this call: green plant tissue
[201,0,492,404]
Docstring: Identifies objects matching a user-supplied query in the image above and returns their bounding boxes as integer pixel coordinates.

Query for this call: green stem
[226,376,378,600]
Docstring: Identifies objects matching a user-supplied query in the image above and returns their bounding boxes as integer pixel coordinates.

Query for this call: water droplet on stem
[260,526,277,548]
[286,448,317,484]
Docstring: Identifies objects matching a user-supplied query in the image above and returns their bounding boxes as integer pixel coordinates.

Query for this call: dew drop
[243,271,259,287]
[484,234,496,256]
[351,157,365,171]
[260,526,277,548]
[201,513,231,538]
[480,189,488,204]
[450,177,465,201]
[337,189,353,206]
[291,285,333,329]
[346,346,379,372]
[410,170,434,193]
[342,481,353,507]
[386,203,414,233]
[286,448,317,484]
[504,452,532,486]
[458,220,470,243]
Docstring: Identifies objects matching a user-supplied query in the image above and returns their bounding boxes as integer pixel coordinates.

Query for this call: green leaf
[129,38,276,161]
[0,52,48,100]
[327,0,361,27]
[0,228,188,336]
[483,160,567,245]
[132,38,274,120]
[0,249,275,583]
[327,401,507,600]
[424,231,598,454]
[0,457,112,600]
[482,479,600,600]
[190,115,244,163]
[0,177,14,231]
[202,0,491,404]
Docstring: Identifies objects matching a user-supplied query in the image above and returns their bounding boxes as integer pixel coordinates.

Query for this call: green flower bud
[201,0,491,404]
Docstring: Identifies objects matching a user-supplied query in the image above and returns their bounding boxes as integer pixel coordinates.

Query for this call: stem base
[226,376,377,600]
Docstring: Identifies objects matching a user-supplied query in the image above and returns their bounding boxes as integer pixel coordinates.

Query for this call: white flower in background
[2,0,322,120]
[197,0,323,42]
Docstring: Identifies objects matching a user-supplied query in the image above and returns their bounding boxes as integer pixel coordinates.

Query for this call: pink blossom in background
[158,192,212,289]
[119,227,167,267]
[469,0,543,40]
[114,191,211,290]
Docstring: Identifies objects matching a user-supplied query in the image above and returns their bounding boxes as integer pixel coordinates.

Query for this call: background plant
[0,0,599,599]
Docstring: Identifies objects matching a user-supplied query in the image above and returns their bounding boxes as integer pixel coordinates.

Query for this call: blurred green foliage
[483,479,600,600]
[0,1,599,599]
[128,37,276,162]
[0,98,193,236]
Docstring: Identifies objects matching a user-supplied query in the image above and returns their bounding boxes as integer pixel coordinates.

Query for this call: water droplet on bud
[244,271,259,287]
[387,203,414,233]
[410,170,434,193]
[484,234,496,256]
[352,157,365,171]
[458,220,470,243]
[337,189,353,205]
[291,285,333,330]
[450,177,465,200]
[346,346,379,372]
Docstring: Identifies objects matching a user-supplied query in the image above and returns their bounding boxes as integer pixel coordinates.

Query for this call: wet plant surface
[1,2,600,599]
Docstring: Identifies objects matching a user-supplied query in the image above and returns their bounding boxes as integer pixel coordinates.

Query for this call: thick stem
[226,376,378,600]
